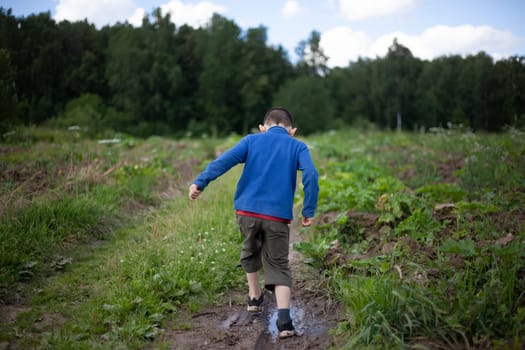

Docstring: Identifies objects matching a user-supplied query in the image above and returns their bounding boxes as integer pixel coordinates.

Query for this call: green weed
[2,127,524,349]
[332,272,465,349]
[415,183,466,203]
[38,172,244,349]
[395,208,442,245]
[304,128,525,348]
[0,195,118,288]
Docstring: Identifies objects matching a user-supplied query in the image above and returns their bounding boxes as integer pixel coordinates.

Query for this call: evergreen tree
[196,14,243,135]
[239,26,292,132]
[273,75,334,135]
[0,49,17,129]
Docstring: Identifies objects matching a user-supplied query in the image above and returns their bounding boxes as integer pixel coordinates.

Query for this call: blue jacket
[193,126,319,220]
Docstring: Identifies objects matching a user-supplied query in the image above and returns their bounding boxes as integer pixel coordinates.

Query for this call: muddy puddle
[161,288,340,349]
[159,224,343,349]
[253,300,334,348]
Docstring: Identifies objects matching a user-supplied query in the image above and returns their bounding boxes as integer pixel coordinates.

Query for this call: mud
[157,224,345,350]
[161,294,340,349]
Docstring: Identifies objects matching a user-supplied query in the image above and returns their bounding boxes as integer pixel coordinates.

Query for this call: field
[1,126,524,349]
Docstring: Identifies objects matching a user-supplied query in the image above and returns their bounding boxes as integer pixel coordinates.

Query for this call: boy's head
[260,107,297,136]
[264,107,294,128]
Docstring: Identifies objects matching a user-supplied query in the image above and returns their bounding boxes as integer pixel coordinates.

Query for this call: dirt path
[159,223,344,349]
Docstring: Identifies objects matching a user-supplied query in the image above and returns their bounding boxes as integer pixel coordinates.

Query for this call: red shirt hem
[236,210,291,224]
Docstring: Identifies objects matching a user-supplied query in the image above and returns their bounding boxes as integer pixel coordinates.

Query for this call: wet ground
[158,225,344,349]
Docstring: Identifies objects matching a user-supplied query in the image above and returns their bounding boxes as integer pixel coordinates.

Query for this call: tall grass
[1,126,247,348]
[304,127,525,348]
[0,167,159,289]
[33,171,245,349]
[0,194,118,287]
[0,127,221,289]
[2,126,524,349]
[332,273,467,349]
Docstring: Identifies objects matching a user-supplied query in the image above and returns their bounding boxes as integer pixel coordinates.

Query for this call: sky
[2,0,525,67]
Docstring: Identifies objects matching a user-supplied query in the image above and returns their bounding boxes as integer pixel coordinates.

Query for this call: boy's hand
[302,217,313,227]
[188,184,201,200]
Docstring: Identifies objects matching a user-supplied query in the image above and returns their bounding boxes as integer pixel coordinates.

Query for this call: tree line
[1,7,524,137]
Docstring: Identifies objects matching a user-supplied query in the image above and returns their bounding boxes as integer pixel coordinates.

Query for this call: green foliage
[105,14,185,136]
[295,30,330,77]
[333,274,464,349]
[318,171,376,212]
[2,8,525,135]
[0,194,117,286]
[1,125,82,144]
[0,48,18,131]
[415,183,466,203]
[316,152,405,213]
[273,75,335,135]
[294,229,337,268]
[395,208,442,245]
[376,192,417,226]
[239,26,293,132]
[33,170,244,349]
[2,126,524,349]
[0,129,217,292]
[299,128,525,348]
[458,130,525,195]
[92,218,242,345]
[439,238,477,257]
[337,217,367,246]
[0,128,252,348]
[47,94,132,136]
[438,241,525,340]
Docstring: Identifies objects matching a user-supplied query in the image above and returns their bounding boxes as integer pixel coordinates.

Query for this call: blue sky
[3,0,524,67]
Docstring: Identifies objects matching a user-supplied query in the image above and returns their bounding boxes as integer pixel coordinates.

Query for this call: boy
[188,107,319,339]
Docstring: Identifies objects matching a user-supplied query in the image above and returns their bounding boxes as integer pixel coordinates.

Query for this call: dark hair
[264,107,294,127]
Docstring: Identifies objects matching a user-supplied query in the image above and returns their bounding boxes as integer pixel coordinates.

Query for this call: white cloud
[339,0,418,21]
[54,0,137,27]
[321,24,522,67]
[282,0,302,18]
[160,0,226,28]
[321,26,370,66]
[55,0,226,28]
[128,7,146,26]
[374,25,522,60]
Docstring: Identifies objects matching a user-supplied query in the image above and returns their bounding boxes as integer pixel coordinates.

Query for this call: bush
[47,94,135,137]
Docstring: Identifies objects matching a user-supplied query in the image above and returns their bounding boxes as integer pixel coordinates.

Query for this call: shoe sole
[279,330,296,339]
[247,305,263,312]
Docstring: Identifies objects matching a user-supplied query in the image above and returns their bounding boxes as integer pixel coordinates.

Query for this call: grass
[332,273,467,349]
[35,178,244,349]
[1,125,524,349]
[1,127,241,348]
[303,127,525,349]
[0,127,221,287]
[0,194,117,287]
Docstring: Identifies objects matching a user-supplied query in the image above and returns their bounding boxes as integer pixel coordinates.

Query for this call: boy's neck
[266,124,286,130]
[261,123,297,137]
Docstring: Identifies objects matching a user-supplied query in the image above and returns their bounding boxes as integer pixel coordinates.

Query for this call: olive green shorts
[236,214,291,291]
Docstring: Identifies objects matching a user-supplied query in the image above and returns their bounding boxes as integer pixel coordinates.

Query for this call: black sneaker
[277,319,296,339]
[247,294,264,312]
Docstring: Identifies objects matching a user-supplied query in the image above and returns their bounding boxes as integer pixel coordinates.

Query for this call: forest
[1,7,524,137]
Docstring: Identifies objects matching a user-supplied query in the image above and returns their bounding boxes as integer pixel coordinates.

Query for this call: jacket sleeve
[298,144,319,218]
[193,137,248,191]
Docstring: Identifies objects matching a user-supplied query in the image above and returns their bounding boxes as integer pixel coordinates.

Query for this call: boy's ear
[258,124,267,133]
[288,127,297,137]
